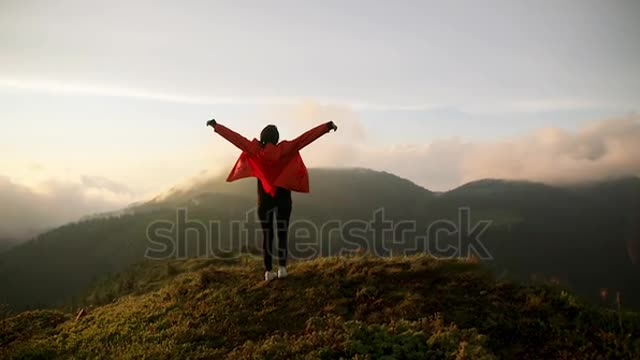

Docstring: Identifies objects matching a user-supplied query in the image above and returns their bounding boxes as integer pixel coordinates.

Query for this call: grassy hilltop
[2,255,640,359]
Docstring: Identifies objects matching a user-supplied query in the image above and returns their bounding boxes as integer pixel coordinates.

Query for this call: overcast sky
[1,0,639,238]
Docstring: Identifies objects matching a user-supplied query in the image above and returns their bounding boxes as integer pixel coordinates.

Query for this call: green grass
[2,255,640,359]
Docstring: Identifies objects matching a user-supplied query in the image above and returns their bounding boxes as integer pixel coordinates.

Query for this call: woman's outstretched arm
[207,119,259,154]
[281,121,338,155]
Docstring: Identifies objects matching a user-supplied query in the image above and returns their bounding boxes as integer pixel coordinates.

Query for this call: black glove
[206,119,217,128]
[328,121,338,132]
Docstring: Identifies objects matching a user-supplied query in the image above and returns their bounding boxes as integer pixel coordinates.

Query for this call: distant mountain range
[0,168,638,311]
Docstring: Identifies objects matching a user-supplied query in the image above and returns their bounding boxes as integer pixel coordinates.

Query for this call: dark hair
[260,125,279,147]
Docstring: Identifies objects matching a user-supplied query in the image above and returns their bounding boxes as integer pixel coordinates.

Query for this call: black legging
[257,182,292,271]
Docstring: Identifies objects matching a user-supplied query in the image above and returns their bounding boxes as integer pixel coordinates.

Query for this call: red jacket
[214,123,331,197]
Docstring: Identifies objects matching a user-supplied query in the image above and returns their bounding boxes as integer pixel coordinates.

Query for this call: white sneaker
[277,266,288,279]
[264,271,275,282]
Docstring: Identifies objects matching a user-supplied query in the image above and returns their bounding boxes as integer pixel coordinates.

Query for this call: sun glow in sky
[1,0,639,237]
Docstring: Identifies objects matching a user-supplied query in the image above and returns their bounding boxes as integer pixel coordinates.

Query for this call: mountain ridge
[1,168,639,312]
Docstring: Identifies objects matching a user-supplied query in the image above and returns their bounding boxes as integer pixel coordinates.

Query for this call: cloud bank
[288,103,640,191]
[0,175,135,242]
[461,116,640,184]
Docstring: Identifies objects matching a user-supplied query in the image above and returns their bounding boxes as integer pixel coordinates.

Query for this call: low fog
[0,175,134,245]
